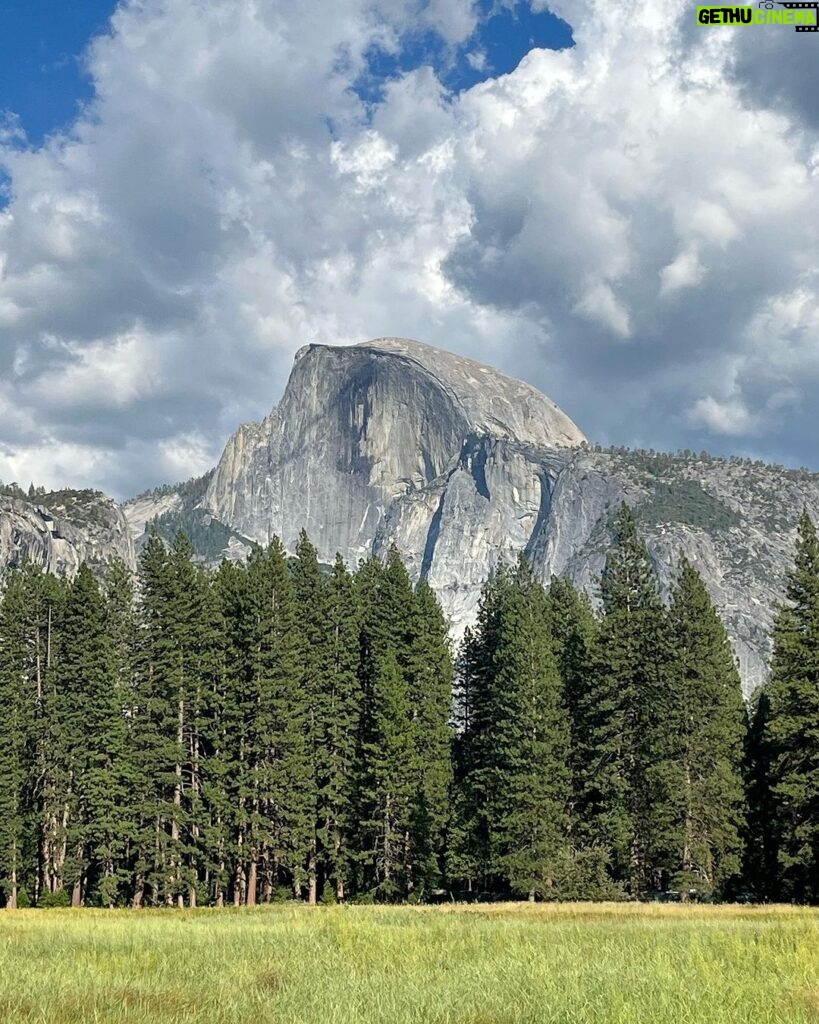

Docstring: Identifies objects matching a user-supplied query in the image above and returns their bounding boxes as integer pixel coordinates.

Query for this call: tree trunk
[383,794,392,886]
[404,829,413,900]
[333,825,345,902]
[308,845,317,906]
[55,802,70,894]
[173,695,184,906]
[8,853,17,909]
[247,855,258,907]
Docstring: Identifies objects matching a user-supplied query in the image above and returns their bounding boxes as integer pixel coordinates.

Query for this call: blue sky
[355,1,573,102]
[2,1,573,143]
[0,0,118,145]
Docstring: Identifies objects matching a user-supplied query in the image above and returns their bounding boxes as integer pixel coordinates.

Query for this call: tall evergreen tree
[244,538,310,902]
[0,569,37,908]
[212,557,255,906]
[318,554,361,901]
[665,557,746,895]
[12,565,68,903]
[764,511,819,902]
[359,647,415,899]
[456,558,571,898]
[447,626,482,888]
[405,579,454,896]
[52,565,128,906]
[744,689,777,900]
[353,549,417,898]
[103,558,140,903]
[291,530,329,904]
[579,504,672,894]
[546,576,598,824]
[130,535,177,906]
[130,533,217,906]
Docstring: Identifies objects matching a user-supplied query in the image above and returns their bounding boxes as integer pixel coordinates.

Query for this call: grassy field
[0,903,818,1024]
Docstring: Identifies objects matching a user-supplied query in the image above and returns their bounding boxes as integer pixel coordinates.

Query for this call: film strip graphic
[775,1,819,31]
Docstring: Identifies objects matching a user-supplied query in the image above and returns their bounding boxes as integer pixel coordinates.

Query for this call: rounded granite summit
[355,337,586,451]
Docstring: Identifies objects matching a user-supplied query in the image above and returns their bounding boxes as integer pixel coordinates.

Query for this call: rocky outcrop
[122,490,184,547]
[0,490,135,577]
[204,338,585,561]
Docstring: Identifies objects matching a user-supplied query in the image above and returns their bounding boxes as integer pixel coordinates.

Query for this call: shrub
[39,889,70,909]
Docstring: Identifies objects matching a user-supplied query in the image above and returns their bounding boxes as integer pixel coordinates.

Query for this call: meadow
[0,903,817,1024]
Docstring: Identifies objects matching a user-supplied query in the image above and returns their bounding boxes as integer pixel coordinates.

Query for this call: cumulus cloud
[0,0,818,497]
[660,247,705,296]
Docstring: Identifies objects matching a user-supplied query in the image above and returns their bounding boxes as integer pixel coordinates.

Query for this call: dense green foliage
[0,506,815,907]
[750,512,819,903]
[636,480,740,531]
[149,510,243,561]
[0,532,452,907]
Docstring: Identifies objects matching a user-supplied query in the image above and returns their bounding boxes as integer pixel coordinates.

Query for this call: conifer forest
[0,504,817,909]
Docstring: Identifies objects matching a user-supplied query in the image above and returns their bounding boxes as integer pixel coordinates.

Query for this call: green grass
[0,903,818,1023]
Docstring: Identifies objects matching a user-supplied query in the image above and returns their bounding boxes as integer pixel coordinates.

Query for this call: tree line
[0,505,816,908]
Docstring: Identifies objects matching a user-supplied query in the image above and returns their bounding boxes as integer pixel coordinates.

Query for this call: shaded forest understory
[0,505,817,908]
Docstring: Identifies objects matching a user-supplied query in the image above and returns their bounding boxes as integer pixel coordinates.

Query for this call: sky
[0,0,818,499]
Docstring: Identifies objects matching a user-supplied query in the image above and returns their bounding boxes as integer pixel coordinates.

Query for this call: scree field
[0,903,818,1024]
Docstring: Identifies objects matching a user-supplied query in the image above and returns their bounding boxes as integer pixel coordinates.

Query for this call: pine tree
[744,689,777,900]
[291,530,328,904]
[456,558,571,898]
[0,569,37,908]
[579,504,671,894]
[546,576,598,824]
[405,579,454,897]
[318,554,361,901]
[665,557,746,896]
[353,548,417,898]
[10,564,68,903]
[361,648,415,900]
[52,565,128,906]
[130,533,216,906]
[212,557,256,906]
[447,626,482,889]
[765,511,819,902]
[130,534,178,906]
[244,538,310,903]
[103,558,140,902]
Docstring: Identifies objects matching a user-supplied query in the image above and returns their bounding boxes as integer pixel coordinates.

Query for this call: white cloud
[573,282,631,338]
[660,247,705,296]
[0,0,818,498]
[688,394,760,437]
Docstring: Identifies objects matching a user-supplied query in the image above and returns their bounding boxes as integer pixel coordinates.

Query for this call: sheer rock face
[203,339,586,561]
[122,491,183,546]
[0,493,135,577]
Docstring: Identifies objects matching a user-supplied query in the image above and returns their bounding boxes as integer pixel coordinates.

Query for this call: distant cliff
[0,489,135,576]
